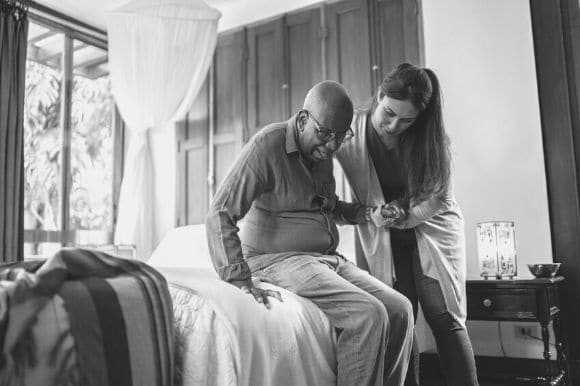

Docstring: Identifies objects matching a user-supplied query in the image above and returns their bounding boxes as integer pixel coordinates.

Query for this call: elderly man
[206,81,413,386]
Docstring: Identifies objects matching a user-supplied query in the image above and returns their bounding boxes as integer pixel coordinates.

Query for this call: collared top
[205,114,365,282]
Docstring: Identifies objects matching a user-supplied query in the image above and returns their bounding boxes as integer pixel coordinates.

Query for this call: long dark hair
[371,63,451,203]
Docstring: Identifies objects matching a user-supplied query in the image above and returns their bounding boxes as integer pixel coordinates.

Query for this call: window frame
[23,13,125,249]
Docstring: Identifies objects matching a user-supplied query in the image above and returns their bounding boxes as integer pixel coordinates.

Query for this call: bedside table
[466,276,568,385]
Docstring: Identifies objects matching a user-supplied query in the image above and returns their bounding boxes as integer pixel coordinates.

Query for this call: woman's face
[371,91,420,138]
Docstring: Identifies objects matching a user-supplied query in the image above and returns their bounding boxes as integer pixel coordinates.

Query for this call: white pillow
[147,224,216,271]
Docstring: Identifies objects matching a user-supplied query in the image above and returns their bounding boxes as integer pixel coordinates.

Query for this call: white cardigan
[335,113,467,325]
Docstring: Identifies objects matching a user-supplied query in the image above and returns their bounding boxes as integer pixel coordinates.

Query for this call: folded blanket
[0,248,174,386]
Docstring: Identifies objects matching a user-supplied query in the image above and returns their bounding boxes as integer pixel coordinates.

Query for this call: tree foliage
[24,60,114,233]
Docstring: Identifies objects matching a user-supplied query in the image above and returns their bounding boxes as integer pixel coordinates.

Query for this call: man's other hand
[229,279,283,309]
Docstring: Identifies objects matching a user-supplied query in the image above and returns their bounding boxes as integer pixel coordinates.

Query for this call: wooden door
[285,8,323,117]
[212,30,246,194]
[532,0,580,368]
[175,79,209,226]
[370,0,423,86]
[324,0,373,108]
[246,18,285,139]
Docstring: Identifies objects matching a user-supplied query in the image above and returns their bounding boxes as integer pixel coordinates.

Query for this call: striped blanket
[0,248,174,386]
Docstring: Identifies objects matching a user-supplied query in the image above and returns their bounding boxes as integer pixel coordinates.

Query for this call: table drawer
[467,288,537,320]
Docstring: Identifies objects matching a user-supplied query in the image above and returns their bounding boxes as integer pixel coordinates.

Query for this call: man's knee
[386,291,414,326]
[358,295,389,327]
[351,292,413,332]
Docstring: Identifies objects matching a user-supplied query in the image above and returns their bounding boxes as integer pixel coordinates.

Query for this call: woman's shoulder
[353,109,369,125]
[336,113,367,161]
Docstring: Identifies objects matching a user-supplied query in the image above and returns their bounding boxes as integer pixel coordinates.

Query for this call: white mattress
[148,225,337,386]
[162,267,337,386]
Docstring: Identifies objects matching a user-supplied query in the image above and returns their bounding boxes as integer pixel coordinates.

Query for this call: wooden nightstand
[466,277,568,385]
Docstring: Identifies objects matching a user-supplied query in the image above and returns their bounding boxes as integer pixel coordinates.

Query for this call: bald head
[303,81,353,133]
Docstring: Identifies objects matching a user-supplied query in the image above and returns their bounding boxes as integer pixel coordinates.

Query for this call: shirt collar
[286,114,300,154]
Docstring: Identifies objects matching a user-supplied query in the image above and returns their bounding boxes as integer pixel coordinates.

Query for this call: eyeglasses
[306,110,354,143]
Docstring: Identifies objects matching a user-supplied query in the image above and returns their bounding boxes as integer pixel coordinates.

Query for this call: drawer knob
[483,298,492,308]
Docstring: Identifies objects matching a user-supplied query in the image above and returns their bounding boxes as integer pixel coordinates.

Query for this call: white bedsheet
[159,267,337,386]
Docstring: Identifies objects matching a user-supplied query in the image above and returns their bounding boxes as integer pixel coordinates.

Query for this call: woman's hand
[374,200,407,227]
[368,206,393,227]
[366,201,407,227]
[381,201,407,222]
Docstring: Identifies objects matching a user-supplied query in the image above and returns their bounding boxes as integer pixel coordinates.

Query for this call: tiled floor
[422,379,540,386]
[420,353,568,386]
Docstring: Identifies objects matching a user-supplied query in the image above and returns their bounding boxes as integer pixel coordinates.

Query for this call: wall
[149,0,554,359]
[421,0,553,358]
[423,0,551,281]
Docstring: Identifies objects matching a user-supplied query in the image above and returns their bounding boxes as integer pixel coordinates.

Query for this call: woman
[336,63,478,385]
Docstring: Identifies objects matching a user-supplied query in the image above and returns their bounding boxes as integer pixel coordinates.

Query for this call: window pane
[70,41,114,232]
[23,23,64,237]
[24,242,61,259]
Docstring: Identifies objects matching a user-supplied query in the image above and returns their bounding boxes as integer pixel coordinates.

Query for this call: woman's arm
[391,187,454,229]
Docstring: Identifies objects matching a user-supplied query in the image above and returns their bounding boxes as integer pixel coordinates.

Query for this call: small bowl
[527,263,561,278]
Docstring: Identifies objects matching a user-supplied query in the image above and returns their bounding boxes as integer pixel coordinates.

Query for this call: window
[23,19,122,258]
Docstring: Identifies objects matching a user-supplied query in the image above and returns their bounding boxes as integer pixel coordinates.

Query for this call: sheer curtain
[107,0,220,260]
[0,1,28,263]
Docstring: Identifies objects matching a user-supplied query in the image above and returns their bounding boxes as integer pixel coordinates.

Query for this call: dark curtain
[0,0,28,263]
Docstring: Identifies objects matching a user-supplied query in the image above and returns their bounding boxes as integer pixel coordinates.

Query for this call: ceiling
[35,0,237,32]
[27,21,109,78]
[28,0,239,76]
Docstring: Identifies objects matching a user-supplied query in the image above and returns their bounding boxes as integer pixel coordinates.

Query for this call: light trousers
[254,254,414,386]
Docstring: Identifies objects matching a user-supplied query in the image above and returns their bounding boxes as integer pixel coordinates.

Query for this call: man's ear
[377,90,385,103]
[297,110,308,131]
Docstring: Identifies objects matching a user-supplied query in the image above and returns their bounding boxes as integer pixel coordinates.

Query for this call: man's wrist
[229,278,253,289]
[218,260,252,281]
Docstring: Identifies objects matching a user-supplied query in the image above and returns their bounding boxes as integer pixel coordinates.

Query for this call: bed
[147,224,338,386]
[0,249,174,386]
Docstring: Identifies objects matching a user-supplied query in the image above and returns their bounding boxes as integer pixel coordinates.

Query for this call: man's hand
[380,201,407,226]
[366,201,408,228]
[229,279,283,309]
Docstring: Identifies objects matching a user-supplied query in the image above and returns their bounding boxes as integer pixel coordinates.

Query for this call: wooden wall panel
[215,31,245,139]
[176,79,209,226]
[372,0,405,83]
[214,142,236,191]
[247,19,284,139]
[324,0,373,108]
[185,147,207,225]
[370,0,422,86]
[285,8,322,117]
[212,30,246,198]
[401,0,423,66]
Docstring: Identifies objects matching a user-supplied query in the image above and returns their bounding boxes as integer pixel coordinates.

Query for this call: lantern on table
[477,221,517,279]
